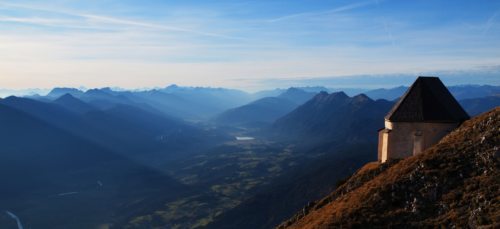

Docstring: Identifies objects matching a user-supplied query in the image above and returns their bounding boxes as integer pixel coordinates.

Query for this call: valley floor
[121,136,324,228]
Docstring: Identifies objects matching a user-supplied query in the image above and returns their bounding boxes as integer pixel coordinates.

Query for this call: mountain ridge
[273,91,393,145]
[53,93,95,114]
[215,88,316,126]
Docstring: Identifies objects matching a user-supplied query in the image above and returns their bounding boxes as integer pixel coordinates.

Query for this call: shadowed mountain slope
[273,92,393,144]
[53,93,95,114]
[0,103,187,229]
[279,107,499,228]
[215,97,298,126]
[0,96,221,156]
[215,88,316,127]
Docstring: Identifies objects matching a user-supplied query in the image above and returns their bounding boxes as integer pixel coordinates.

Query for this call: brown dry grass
[279,107,500,229]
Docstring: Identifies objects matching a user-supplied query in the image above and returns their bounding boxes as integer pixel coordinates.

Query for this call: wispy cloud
[267,0,378,22]
[0,2,238,39]
[80,14,240,39]
[483,11,498,35]
[0,16,104,30]
[0,0,498,90]
[0,16,64,26]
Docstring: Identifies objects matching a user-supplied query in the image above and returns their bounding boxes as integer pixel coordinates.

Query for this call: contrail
[5,211,24,229]
[483,12,498,35]
[267,0,378,22]
[57,191,79,196]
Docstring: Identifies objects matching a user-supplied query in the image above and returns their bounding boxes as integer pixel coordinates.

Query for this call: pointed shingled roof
[385,76,469,122]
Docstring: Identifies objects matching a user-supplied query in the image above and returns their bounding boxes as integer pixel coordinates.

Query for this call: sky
[0,0,499,91]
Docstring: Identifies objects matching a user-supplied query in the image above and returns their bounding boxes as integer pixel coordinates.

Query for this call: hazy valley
[0,83,498,229]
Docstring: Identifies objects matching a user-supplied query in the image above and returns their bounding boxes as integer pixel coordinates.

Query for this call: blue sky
[0,0,499,91]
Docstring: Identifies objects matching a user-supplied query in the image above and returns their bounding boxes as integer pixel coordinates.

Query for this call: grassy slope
[279,108,500,228]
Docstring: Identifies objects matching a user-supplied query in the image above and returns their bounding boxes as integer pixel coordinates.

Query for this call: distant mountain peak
[2,96,40,105]
[85,88,110,96]
[285,87,304,92]
[49,87,82,93]
[274,90,393,143]
[53,93,94,114]
[277,88,317,105]
[352,93,372,102]
[55,93,77,102]
[100,87,113,92]
[317,91,329,96]
[47,87,83,98]
[278,87,305,95]
[312,91,349,102]
[296,86,330,93]
[330,91,349,98]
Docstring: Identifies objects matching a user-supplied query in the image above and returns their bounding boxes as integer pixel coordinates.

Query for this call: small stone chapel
[378,76,469,163]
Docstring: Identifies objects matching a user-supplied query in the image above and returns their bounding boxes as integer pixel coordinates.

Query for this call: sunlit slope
[279,108,500,228]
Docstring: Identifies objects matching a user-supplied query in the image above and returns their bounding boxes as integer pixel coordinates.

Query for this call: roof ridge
[384,77,419,120]
[385,77,469,122]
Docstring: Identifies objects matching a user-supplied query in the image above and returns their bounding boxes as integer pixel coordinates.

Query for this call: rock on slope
[278,108,500,228]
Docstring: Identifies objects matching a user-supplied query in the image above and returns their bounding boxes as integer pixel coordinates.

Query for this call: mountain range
[364,84,500,101]
[459,95,500,116]
[0,95,219,156]
[13,84,497,124]
[0,82,498,228]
